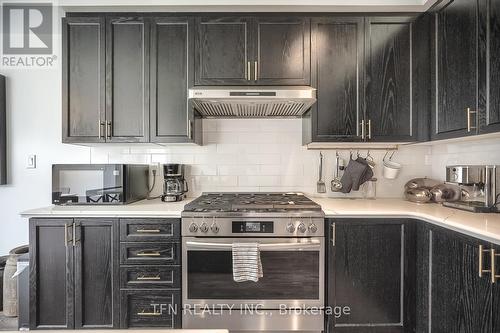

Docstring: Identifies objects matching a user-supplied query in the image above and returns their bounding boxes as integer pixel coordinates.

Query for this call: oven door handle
[185,239,321,250]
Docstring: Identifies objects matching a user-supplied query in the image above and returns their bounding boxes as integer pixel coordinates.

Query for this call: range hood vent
[188,86,316,118]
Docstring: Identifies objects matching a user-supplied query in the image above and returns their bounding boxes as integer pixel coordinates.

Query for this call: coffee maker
[443,165,499,213]
[161,164,188,202]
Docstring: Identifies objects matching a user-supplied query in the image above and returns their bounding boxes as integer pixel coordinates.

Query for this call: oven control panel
[182,217,324,237]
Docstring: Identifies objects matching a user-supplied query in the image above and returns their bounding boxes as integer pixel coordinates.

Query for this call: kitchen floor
[0,312,17,330]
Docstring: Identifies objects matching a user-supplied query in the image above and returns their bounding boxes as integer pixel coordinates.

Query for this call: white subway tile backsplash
[90,119,498,198]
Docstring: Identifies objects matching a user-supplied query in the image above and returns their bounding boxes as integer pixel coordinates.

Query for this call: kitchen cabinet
[195,16,310,85]
[150,17,199,144]
[29,219,75,329]
[326,219,416,332]
[417,223,500,332]
[305,15,419,144]
[254,17,310,85]
[479,0,500,134]
[62,17,105,143]
[308,17,365,142]
[364,17,415,142]
[431,0,480,139]
[118,218,181,329]
[29,218,119,329]
[195,17,252,85]
[106,17,150,143]
[492,243,500,332]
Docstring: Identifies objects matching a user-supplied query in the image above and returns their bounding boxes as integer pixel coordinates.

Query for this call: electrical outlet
[27,155,36,169]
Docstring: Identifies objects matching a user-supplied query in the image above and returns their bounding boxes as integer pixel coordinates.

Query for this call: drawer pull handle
[137,310,161,316]
[137,275,161,281]
[491,248,500,284]
[136,251,161,257]
[136,229,161,233]
[479,245,492,278]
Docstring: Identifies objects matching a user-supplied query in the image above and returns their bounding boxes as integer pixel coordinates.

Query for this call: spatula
[317,152,326,193]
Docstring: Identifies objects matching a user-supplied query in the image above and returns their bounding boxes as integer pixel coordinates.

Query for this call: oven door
[182,237,324,309]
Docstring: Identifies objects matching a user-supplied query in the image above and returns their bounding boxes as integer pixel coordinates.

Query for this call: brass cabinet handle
[247,61,251,81]
[73,223,77,247]
[188,120,193,140]
[98,121,104,139]
[64,224,68,246]
[254,61,258,81]
[331,223,336,247]
[136,251,161,257]
[479,245,491,278]
[137,310,161,316]
[467,108,477,132]
[137,274,161,281]
[360,120,366,139]
[106,121,112,139]
[136,229,161,233]
[491,248,500,284]
[367,119,372,139]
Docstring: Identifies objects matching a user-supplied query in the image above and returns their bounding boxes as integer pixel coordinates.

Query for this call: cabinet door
[62,17,105,143]
[479,0,500,134]
[254,17,310,85]
[195,17,252,85]
[308,17,364,143]
[29,219,74,329]
[429,227,491,332]
[327,219,415,332]
[106,17,149,142]
[365,17,415,142]
[150,17,195,143]
[74,218,119,328]
[432,0,479,139]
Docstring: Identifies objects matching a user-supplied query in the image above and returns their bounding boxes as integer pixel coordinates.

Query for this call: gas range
[181,192,325,237]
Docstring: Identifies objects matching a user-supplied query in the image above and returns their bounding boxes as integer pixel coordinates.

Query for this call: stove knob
[297,222,307,233]
[211,223,219,233]
[189,223,198,233]
[286,222,296,233]
[200,223,209,233]
[309,223,318,233]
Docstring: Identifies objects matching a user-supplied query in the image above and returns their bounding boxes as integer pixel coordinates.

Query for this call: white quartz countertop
[21,198,500,245]
[2,331,227,333]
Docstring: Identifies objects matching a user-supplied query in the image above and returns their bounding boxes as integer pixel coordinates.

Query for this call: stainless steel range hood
[188,86,316,118]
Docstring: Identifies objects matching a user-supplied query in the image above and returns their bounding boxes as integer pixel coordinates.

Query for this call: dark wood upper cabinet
[309,17,364,142]
[29,219,75,329]
[195,17,252,85]
[150,17,196,143]
[62,17,105,143]
[195,16,310,86]
[254,17,310,85]
[74,219,119,329]
[106,17,150,143]
[365,17,415,142]
[432,0,479,139]
[479,0,500,134]
[428,227,492,332]
[327,219,416,332]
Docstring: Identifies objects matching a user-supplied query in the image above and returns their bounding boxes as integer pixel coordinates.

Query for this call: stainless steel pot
[405,187,433,203]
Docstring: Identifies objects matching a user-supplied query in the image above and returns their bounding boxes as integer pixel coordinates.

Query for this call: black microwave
[52,164,149,205]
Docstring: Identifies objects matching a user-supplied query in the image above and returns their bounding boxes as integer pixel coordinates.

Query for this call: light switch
[27,155,36,169]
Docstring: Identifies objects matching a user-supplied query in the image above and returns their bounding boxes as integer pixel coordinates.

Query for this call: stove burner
[183,192,322,214]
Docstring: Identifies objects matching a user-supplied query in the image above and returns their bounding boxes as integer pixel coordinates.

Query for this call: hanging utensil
[366,150,376,169]
[317,152,326,193]
[331,152,343,192]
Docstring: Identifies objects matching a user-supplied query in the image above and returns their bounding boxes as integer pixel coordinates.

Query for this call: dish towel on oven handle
[232,242,263,282]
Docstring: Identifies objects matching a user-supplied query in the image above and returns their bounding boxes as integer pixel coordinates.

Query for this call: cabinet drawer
[120,266,180,289]
[120,242,180,265]
[120,290,181,328]
[120,219,180,241]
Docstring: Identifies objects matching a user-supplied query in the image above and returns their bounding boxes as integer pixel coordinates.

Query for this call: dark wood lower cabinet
[29,218,119,329]
[29,219,75,329]
[326,219,416,333]
[492,244,500,332]
[74,219,119,328]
